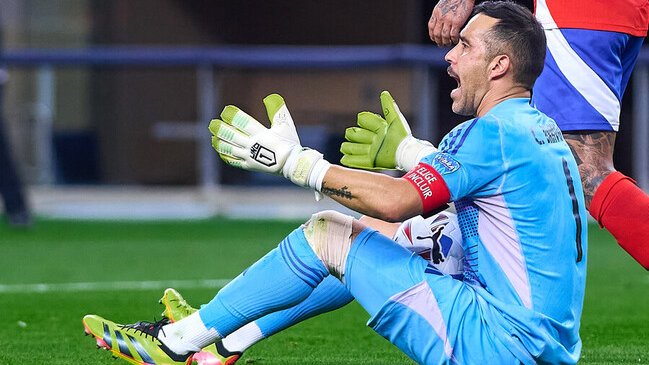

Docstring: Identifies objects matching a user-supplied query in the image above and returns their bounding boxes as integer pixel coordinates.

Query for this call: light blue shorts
[344,229,526,365]
[531,29,644,132]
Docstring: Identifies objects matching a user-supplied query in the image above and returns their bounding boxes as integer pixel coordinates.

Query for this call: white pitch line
[0,279,232,294]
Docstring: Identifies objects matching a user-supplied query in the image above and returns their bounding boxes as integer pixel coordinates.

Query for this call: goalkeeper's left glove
[208,94,330,191]
[340,91,437,171]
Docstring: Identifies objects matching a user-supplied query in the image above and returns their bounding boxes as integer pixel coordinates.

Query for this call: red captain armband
[402,163,451,214]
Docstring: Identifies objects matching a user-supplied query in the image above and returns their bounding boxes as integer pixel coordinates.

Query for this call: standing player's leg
[564,130,649,269]
[532,28,649,269]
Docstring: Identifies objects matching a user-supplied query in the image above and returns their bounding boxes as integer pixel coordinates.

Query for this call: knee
[302,210,358,279]
[304,210,354,229]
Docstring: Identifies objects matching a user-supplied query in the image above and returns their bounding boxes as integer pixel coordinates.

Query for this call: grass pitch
[0,218,647,364]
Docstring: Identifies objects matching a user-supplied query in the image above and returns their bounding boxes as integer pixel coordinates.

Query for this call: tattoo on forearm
[438,0,467,16]
[321,185,353,200]
[563,131,616,208]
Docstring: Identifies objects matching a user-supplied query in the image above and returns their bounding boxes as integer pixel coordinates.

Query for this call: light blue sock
[198,228,329,337]
[255,275,354,337]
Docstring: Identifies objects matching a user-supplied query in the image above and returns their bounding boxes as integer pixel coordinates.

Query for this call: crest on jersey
[432,153,460,175]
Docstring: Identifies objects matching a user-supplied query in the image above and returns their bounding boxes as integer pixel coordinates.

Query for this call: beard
[450,91,478,116]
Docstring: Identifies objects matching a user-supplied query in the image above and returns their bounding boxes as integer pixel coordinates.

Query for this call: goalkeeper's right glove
[209,94,330,191]
[340,91,437,171]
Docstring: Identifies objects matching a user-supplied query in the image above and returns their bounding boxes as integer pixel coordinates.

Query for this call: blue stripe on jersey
[448,118,479,155]
[444,128,464,153]
[280,238,322,288]
[439,129,458,152]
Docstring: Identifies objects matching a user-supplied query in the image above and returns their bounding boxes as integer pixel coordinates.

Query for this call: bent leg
[253,213,406,337]
[168,210,356,352]
[252,211,463,343]
[217,213,398,354]
[198,227,329,338]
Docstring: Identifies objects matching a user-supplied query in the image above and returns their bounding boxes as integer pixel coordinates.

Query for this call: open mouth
[447,67,461,96]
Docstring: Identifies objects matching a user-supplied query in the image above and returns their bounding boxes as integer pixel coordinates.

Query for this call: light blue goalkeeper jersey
[420,98,588,363]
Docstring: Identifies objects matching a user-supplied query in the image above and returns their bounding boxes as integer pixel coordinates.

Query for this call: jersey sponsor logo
[250,143,277,167]
[432,153,460,175]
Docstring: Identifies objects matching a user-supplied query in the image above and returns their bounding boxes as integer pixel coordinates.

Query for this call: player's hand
[340,91,436,171]
[209,94,329,188]
[340,91,409,170]
[428,0,474,46]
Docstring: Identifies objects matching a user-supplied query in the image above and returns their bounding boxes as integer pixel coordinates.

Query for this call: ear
[488,54,510,80]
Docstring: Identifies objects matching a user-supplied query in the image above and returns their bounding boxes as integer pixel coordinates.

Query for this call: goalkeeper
[83,2,588,364]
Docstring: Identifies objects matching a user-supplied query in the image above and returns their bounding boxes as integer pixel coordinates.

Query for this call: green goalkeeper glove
[340,91,437,171]
[209,94,330,190]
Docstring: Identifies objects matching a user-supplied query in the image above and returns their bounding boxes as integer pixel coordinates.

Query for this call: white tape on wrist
[282,147,330,189]
[310,159,331,191]
[395,136,437,171]
[282,146,303,178]
[310,158,331,201]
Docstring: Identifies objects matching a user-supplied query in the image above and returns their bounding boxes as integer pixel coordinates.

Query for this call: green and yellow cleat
[160,288,241,365]
[82,314,194,365]
[160,288,198,322]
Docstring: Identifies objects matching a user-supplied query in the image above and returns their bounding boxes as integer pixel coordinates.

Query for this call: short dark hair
[473,0,546,89]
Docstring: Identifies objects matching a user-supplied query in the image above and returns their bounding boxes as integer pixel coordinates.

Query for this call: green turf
[0,218,647,364]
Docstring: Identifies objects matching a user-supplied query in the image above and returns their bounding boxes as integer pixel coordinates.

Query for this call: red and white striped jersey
[534,0,649,36]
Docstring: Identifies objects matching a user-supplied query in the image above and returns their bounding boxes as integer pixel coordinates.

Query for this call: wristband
[396,136,437,171]
[282,147,330,189]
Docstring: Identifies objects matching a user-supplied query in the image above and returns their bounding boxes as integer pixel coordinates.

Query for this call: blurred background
[0,0,646,223]
[2,5,647,364]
